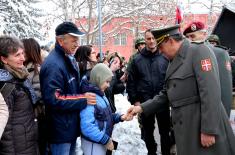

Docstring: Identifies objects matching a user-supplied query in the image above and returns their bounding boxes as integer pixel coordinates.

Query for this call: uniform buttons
[173,121,176,125]
[173,83,176,87]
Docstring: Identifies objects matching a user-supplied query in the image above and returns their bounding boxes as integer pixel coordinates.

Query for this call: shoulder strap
[0,83,15,99]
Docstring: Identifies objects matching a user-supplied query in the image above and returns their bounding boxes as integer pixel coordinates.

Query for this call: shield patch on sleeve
[226,61,231,71]
[201,59,212,72]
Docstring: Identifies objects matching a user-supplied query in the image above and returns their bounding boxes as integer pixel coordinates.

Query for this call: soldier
[135,38,146,52]
[206,34,221,46]
[183,21,206,41]
[127,38,146,73]
[127,25,235,155]
[183,22,233,116]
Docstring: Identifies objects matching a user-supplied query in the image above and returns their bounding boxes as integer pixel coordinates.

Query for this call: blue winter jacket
[80,77,122,145]
[40,43,87,143]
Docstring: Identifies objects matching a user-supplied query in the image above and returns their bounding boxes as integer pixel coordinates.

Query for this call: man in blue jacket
[40,22,96,155]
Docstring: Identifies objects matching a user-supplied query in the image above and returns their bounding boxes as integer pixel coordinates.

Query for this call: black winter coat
[0,76,39,155]
[127,47,169,104]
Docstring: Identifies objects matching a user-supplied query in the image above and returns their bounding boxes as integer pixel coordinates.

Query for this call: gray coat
[141,39,235,155]
[210,45,233,116]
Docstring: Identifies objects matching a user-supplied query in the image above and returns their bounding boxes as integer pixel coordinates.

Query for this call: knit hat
[90,63,113,87]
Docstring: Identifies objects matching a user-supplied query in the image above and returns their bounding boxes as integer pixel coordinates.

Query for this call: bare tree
[47,0,176,44]
[185,0,234,32]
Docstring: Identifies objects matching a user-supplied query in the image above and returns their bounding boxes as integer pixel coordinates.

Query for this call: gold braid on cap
[156,34,170,45]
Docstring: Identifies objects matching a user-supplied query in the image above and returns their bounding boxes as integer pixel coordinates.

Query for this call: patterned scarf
[4,64,29,79]
[4,64,38,104]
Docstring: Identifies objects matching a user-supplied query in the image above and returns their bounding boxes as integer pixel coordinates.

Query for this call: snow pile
[230,110,235,135]
[76,94,148,155]
[111,94,147,155]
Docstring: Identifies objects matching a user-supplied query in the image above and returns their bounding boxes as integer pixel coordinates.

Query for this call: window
[114,35,120,45]
[114,33,127,46]
[80,36,87,45]
[94,34,105,45]
[121,33,127,45]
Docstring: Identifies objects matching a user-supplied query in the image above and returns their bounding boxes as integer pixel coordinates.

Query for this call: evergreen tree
[0,0,44,39]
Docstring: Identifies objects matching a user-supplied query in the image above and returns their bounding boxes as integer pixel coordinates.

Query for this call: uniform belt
[171,96,200,108]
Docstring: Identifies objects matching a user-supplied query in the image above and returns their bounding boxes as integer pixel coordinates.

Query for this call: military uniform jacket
[141,39,235,155]
[209,44,233,116]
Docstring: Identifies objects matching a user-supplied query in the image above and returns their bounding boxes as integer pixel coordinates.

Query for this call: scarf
[4,64,29,79]
[4,64,38,104]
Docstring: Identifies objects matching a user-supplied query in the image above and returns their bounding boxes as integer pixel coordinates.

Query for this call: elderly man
[40,22,96,155]
[128,25,235,155]
[183,21,233,116]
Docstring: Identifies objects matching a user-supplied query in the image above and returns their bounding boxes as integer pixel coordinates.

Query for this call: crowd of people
[0,20,234,155]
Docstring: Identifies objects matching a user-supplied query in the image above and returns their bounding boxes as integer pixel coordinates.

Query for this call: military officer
[183,22,233,116]
[127,25,235,155]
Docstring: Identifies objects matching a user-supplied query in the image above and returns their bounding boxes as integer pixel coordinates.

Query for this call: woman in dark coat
[22,38,46,155]
[0,36,39,155]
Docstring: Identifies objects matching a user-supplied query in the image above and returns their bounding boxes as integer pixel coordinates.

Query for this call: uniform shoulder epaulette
[191,40,204,44]
[214,45,229,50]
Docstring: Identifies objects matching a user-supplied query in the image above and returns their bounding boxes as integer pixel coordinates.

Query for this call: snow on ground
[230,110,235,134]
[76,94,162,155]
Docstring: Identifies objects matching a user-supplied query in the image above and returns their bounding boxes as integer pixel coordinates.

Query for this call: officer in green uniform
[183,22,233,116]
[127,25,235,155]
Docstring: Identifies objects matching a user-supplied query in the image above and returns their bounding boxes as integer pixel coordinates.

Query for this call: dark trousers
[141,110,171,155]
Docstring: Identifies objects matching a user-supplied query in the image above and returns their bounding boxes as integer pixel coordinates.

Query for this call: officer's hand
[201,133,215,147]
[84,92,96,105]
[105,139,114,151]
[121,113,133,121]
[127,105,143,116]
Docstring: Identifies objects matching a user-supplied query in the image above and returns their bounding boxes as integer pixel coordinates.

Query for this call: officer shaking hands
[127,25,235,155]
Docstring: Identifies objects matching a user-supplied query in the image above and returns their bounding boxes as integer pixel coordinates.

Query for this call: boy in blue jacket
[80,63,132,155]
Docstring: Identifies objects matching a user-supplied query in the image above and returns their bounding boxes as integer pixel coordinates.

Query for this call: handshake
[120,105,143,121]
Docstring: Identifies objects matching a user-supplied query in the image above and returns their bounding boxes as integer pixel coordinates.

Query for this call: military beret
[55,22,84,37]
[151,25,181,45]
[183,21,205,35]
